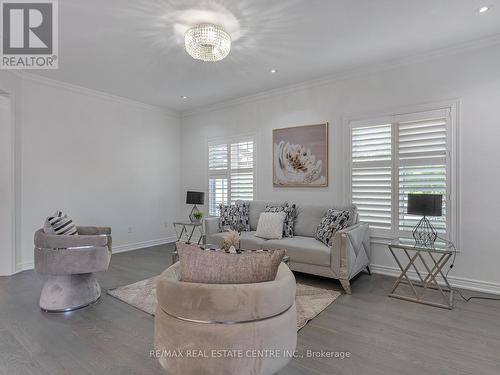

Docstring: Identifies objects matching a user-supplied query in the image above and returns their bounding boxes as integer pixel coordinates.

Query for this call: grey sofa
[34,227,112,312]
[205,201,370,294]
[155,262,296,375]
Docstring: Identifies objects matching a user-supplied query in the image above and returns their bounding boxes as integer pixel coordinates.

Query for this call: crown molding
[182,33,500,118]
[7,32,500,120]
[11,72,181,119]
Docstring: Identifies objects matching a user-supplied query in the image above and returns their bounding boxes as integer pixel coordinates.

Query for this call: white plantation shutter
[398,114,448,234]
[208,143,229,215]
[208,138,254,215]
[230,171,253,203]
[208,177,228,216]
[230,141,254,203]
[350,108,453,239]
[231,141,253,170]
[208,144,228,170]
[351,124,393,231]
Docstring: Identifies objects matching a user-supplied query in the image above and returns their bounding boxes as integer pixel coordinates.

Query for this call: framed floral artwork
[273,123,328,187]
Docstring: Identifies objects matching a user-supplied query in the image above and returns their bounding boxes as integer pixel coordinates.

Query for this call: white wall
[0,94,14,275]
[0,72,182,273]
[180,43,500,294]
[1,42,499,292]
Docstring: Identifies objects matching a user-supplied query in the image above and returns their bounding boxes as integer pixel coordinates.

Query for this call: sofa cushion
[294,205,329,237]
[177,242,285,284]
[209,231,268,250]
[264,236,331,267]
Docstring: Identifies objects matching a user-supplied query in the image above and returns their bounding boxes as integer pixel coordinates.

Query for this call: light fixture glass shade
[185,23,231,62]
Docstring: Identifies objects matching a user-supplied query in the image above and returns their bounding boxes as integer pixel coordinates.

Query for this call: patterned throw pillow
[218,202,250,232]
[219,204,233,231]
[315,209,351,247]
[265,203,296,237]
[43,210,78,235]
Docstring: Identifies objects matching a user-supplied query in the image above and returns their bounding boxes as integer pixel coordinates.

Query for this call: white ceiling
[35,0,500,111]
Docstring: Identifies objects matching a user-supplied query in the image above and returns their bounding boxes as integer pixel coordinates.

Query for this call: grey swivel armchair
[34,226,112,312]
[155,262,297,375]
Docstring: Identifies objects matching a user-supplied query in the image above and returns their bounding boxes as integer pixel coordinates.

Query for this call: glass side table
[173,221,203,245]
[172,221,204,265]
[388,238,457,310]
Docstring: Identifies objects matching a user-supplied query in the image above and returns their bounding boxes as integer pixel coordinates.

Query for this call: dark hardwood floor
[1,243,499,375]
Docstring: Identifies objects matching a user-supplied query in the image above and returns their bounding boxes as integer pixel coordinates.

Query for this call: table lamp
[186,191,205,223]
[407,194,443,246]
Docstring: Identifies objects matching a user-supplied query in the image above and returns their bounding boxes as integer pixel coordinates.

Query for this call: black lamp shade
[186,191,204,205]
[407,194,443,217]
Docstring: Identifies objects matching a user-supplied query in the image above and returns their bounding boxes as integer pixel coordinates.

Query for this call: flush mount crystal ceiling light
[184,23,231,62]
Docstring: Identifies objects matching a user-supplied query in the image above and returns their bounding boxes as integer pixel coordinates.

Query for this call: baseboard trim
[14,261,34,273]
[112,236,177,254]
[370,264,500,296]
[13,237,177,274]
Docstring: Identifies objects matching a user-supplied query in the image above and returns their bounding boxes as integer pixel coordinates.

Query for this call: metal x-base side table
[388,238,456,310]
[172,221,204,264]
[173,221,203,245]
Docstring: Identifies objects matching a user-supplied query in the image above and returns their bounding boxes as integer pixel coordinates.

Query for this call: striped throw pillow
[44,211,78,235]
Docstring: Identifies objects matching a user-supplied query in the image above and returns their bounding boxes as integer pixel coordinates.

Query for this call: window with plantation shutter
[208,144,228,170]
[351,124,393,230]
[350,107,455,240]
[230,141,254,203]
[398,116,447,235]
[208,178,228,216]
[208,138,254,216]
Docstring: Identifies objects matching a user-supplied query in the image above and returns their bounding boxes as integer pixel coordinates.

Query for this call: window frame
[207,134,256,217]
[347,102,459,246]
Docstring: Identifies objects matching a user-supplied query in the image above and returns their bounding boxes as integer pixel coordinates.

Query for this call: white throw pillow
[255,212,286,240]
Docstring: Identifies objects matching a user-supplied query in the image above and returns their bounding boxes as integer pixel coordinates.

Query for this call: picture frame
[273,123,328,187]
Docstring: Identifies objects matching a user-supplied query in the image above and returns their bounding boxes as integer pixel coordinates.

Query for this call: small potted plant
[192,211,204,223]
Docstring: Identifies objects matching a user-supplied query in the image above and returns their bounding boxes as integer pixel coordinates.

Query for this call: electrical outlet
[164,221,169,229]
[127,227,132,234]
